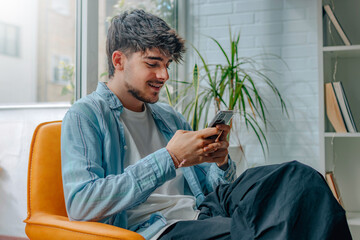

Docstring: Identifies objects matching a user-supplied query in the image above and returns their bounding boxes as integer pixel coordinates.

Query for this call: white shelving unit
[319,0,360,238]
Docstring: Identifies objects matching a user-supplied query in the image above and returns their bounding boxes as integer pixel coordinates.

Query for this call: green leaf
[191,64,200,131]
[209,37,231,66]
[100,71,108,78]
[244,112,269,157]
[165,84,173,107]
[192,45,213,87]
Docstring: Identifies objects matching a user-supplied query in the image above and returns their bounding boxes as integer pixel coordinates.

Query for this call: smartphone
[207,110,234,128]
[207,110,234,140]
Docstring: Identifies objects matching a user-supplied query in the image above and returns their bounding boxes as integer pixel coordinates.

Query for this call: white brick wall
[190,0,320,170]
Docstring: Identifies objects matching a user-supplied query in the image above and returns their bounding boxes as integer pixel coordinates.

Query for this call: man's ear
[112,50,126,71]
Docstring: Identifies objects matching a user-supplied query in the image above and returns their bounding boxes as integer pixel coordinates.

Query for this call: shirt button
[124,146,128,150]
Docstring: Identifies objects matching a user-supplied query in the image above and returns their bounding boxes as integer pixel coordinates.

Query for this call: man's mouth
[148,82,163,89]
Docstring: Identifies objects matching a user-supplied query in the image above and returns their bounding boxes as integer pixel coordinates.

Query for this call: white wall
[191,0,320,170]
[0,107,68,237]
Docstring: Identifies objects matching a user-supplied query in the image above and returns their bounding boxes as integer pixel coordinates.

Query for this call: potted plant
[166,29,288,174]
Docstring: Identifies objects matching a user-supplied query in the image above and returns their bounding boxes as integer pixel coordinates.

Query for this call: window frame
[75,0,99,100]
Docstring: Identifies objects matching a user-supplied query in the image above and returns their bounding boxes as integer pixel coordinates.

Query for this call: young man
[61,9,351,240]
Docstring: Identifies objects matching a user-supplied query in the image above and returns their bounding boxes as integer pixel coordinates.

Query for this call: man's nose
[157,67,169,81]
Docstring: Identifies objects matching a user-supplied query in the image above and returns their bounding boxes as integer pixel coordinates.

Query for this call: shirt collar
[95,82,166,127]
[96,82,124,110]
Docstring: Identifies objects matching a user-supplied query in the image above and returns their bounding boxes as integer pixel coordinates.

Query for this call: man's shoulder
[64,92,108,123]
[150,102,191,130]
[150,102,183,120]
[151,102,175,113]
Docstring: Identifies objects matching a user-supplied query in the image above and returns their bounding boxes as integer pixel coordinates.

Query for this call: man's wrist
[217,155,229,171]
[218,162,229,171]
[166,148,180,169]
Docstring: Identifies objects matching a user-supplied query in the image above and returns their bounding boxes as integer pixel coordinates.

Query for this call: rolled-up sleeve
[206,157,237,191]
[61,111,176,222]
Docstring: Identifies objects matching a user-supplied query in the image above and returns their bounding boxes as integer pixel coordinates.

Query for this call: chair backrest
[26,121,67,218]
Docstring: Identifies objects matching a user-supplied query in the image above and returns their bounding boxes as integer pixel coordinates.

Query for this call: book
[323,4,351,46]
[332,82,357,133]
[325,83,347,133]
[325,172,343,207]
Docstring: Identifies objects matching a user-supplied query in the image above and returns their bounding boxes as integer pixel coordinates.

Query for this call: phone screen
[207,110,234,139]
[208,110,234,128]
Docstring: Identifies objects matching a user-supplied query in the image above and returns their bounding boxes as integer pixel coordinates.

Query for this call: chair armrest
[25,213,145,240]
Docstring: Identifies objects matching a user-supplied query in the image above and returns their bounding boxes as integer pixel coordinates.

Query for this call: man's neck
[106,80,144,112]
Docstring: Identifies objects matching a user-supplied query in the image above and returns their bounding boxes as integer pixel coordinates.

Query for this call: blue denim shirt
[61,82,236,239]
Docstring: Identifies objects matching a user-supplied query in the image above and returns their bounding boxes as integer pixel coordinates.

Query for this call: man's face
[122,48,172,104]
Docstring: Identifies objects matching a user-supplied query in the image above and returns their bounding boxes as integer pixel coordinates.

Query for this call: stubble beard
[125,81,159,104]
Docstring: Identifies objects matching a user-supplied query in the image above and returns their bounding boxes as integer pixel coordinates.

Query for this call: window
[0,22,20,57]
[51,0,70,15]
[0,0,76,105]
[0,0,182,106]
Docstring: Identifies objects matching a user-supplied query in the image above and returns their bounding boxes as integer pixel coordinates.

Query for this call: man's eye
[146,63,157,67]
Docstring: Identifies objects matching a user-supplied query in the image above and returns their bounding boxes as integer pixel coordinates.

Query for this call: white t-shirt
[119,105,199,231]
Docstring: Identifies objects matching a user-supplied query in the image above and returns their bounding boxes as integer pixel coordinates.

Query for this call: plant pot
[228,145,248,177]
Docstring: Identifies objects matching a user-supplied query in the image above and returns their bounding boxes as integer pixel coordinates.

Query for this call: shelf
[347,212,360,226]
[323,45,360,58]
[325,132,360,138]
[323,45,360,52]
[321,0,360,238]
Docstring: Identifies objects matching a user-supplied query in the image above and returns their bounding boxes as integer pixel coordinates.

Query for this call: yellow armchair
[24,121,144,240]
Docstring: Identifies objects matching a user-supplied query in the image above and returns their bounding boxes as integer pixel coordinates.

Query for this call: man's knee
[283,160,320,177]
[281,161,330,195]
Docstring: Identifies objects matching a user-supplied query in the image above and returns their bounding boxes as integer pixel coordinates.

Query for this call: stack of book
[325,82,357,133]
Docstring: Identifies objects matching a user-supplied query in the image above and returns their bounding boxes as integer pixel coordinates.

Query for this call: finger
[216,124,230,141]
[215,124,230,132]
[216,140,229,150]
[202,138,216,146]
[207,148,228,158]
[203,142,222,152]
[198,127,221,139]
[215,130,223,142]
[207,140,228,150]
[204,140,229,154]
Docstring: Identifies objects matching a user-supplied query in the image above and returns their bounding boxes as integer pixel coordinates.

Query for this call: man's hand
[166,124,230,168]
[204,124,230,168]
